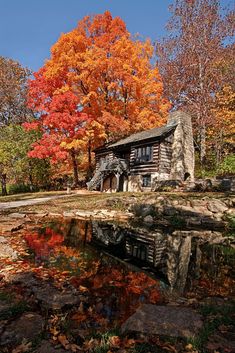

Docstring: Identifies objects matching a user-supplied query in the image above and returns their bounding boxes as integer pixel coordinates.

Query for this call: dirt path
[0,190,98,210]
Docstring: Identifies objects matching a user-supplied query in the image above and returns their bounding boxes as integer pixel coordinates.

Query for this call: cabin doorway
[103,174,117,192]
[119,174,128,192]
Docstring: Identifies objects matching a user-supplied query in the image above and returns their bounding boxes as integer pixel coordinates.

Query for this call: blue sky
[0,0,233,71]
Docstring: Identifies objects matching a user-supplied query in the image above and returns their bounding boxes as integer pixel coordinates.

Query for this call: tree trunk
[87,139,93,181]
[200,124,206,166]
[70,149,79,187]
[28,160,34,191]
[1,173,7,196]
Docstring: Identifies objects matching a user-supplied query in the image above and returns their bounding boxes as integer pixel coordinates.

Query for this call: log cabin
[87,110,195,192]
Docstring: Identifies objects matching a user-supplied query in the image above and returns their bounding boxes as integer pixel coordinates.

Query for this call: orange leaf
[108,336,121,348]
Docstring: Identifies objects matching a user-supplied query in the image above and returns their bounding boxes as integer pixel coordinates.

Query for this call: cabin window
[135,145,153,163]
[99,155,109,166]
[142,174,151,187]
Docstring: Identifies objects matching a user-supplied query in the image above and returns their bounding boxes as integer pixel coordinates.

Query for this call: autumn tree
[157,0,234,164]
[0,57,38,194]
[0,56,32,125]
[211,85,235,168]
[27,11,170,183]
[0,124,51,195]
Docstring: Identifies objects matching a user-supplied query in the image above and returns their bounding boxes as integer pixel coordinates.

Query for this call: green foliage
[218,154,235,175]
[0,124,51,194]
[8,183,37,194]
[227,215,235,231]
[195,152,235,179]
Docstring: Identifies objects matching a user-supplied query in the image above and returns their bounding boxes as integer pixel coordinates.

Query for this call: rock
[219,178,233,192]
[7,272,80,310]
[201,216,224,228]
[0,237,18,259]
[34,212,48,218]
[0,236,7,243]
[172,230,224,243]
[75,210,93,218]
[130,204,155,218]
[34,285,80,310]
[143,215,154,224]
[192,206,213,217]
[49,212,62,217]
[7,272,39,286]
[8,213,26,219]
[75,209,132,220]
[152,179,183,192]
[121,304,203,338]
[156,196,165,202]
[185,182,196,192]
[190,199,208,208]
[0,219,24,233]
[225,208,235,217]
[207,199,228,213]
[163,206,179,216]
[0,312,44,346]
[0,244,17,259]
[0,300,11,316]
[63,212,75,217]
[0,321,5,337]
[175,205,207,217]
[186,217,202,227]
[189,179,213,192]
[33,340,69,353]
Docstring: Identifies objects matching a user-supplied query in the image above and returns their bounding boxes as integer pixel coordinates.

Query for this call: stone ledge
[121,304,203,338]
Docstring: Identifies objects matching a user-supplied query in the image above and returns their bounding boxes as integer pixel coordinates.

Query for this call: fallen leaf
[124,338,136,348]
[12,339,32,353]
[108,336,121,348]
[185,344,194,351]
[58,334,70,349]
[79,285,89,292]
[71,313,87,322]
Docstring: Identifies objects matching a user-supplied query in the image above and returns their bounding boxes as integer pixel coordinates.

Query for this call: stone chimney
[168,111,195,181]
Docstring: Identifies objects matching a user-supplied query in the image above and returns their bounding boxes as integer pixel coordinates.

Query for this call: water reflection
[25,218,234,296]
[91,221,234,295]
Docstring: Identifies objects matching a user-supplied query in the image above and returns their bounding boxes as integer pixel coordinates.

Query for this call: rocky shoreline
[0,193,234,353]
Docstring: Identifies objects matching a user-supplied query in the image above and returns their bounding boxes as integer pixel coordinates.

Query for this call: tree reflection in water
[23,218,235,300]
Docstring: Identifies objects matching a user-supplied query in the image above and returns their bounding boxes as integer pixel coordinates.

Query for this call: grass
[188,303,235,352]
[0,291,14,303]
[0,189,231,220]
[130,343,162,353]
[0,301,29,320]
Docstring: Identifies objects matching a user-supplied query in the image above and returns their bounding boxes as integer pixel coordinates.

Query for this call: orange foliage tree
[27,11,170,183]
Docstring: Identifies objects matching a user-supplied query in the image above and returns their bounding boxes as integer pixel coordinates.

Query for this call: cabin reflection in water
[92,221,167,266]
[90,221,227,293]
[64,219,226,293]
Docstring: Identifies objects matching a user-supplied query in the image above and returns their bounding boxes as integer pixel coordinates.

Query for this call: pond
[23,217,235,299]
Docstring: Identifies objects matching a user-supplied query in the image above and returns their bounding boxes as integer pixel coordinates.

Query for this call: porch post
[116,173,120,192]
[100,174,104,192]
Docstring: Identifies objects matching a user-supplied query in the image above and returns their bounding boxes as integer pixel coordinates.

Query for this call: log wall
[129,142,160,176]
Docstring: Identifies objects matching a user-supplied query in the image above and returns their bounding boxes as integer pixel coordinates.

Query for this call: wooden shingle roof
[108,123,177,149]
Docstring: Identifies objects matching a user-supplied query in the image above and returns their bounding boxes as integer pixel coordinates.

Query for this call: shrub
[8,184,38,194]
[217,154,235,176]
